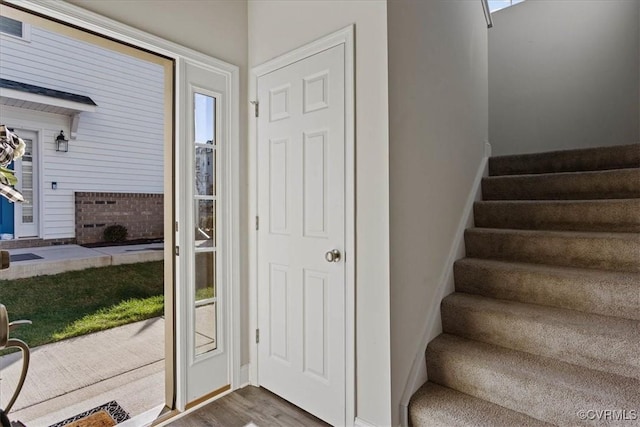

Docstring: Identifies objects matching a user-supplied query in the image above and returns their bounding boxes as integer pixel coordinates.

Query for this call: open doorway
[0,4,174,425]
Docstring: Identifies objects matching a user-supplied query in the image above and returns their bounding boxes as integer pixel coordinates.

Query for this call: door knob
[325,249,341,263]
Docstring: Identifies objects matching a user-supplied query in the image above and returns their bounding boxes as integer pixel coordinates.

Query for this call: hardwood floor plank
[168,386,330,427]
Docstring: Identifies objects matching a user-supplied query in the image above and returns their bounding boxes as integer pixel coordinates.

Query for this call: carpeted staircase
[409,143,640,426]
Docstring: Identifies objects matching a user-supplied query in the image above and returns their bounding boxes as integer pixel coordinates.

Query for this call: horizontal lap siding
[0,25,165,240]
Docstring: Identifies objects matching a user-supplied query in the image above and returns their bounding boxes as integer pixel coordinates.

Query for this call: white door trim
[249,25,355,426]
[5,0,241,414]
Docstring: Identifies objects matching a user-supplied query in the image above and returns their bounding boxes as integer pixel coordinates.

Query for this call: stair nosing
[475,198,640,206]
[427,333,640,397]
[455,257,640,278]
[485,166,640,180]
[489,143,640,163]
[442,292,639,338]
[410,381,553,427]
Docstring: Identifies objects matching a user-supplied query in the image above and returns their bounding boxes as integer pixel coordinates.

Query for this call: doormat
[9,253,43,262]
[48,401,130,427]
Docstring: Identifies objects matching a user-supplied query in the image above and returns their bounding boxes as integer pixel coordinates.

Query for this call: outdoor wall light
[55,131,68,152]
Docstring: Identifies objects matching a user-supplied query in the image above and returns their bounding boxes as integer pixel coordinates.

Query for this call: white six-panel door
[257,44,346,426]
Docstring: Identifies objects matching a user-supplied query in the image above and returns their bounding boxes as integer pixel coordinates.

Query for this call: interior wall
[387,1,488,425]
[64,0,251,365]
[248,1,391,425]
[489,0,640,155]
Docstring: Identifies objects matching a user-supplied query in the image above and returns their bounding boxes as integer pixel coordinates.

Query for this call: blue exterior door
[0,163,15,235]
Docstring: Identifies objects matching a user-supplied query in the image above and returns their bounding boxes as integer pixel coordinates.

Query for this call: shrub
[104,224,128,243]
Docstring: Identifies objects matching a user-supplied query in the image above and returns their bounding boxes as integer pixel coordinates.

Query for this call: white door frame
[5,0,241,415]
[249,25,355,426]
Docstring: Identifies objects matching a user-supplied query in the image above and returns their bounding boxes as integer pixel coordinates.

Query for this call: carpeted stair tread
[464,228,640,272]
[441,293,640,379]
[482,168,640,201]
[409,382,552,427]
[489,143,640,176]
[474,199,640,232]
[426,334,640,426]
[454,258,640,320]
[412,143,640,425]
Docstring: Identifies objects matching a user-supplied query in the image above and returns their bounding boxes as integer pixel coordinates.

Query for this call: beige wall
[248,1,391,425]
[387,1,488,425]
[489,0,640,155]
[65,0,252,365]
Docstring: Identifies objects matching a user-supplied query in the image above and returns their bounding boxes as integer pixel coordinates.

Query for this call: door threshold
[118,404,166,427]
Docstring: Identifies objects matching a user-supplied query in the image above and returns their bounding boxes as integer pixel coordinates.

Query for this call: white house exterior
[0,16,165,245]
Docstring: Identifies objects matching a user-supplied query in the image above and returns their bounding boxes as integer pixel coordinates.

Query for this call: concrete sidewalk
[0,243,164,280]
[0,318,165,427]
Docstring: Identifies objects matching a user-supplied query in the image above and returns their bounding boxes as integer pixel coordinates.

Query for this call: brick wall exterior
[75,192,163,245]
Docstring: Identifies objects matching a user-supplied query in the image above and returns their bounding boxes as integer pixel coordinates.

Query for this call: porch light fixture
[55,130,68,152]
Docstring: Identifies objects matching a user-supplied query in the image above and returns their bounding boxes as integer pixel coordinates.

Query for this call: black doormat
[10,253,43,262]
[48,401,130,427]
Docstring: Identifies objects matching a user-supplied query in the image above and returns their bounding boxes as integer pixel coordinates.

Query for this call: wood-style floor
[167,386,330,427]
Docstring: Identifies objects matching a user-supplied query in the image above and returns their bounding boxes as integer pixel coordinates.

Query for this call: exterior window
[488,0,526,13]
[0,16,30,41]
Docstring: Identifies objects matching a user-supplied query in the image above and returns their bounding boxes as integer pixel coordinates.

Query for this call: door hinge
[175,221,179,232]
[250,100,259,118]
[255,216,259,231]
[255,329,260,344]
[175,246,180,256]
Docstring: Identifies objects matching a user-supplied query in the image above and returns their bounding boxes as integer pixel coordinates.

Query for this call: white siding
[0,24,165,239]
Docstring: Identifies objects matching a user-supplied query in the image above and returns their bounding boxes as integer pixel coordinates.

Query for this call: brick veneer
[75,192,163,245]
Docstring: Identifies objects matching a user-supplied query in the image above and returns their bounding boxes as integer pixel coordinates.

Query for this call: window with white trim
[0,16,30,41]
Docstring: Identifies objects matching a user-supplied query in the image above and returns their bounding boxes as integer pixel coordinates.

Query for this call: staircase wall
[489,0,640,156]
[387,1,488,425]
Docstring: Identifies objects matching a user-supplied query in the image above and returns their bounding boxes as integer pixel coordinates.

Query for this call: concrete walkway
[0,318,165,427]
[0,243,164,280]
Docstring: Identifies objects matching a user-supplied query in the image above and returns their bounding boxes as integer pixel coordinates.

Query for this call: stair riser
[474,200,640,232]
[441,298,639,379]
[454,260,640,320]
[464,230,640,272]
[482,169,640,201]
[489,144,640,176]
[426,338,639,426]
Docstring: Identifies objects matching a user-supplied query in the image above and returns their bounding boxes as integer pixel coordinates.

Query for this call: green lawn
[0,261,164,349]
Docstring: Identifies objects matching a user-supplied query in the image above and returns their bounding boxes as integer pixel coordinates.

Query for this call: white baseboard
[239,364,250,387]
[398,143,490,427]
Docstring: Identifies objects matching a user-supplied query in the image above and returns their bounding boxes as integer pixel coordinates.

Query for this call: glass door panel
[193,93,218,359]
